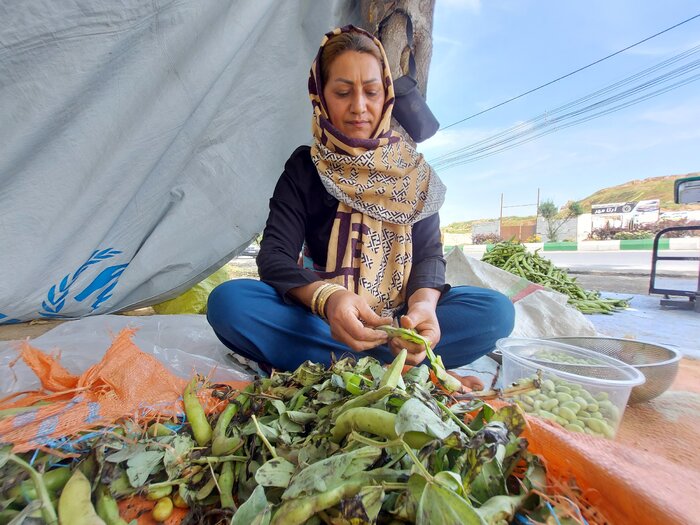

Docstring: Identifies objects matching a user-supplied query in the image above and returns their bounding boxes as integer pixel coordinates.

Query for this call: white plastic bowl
[497,337,646,439]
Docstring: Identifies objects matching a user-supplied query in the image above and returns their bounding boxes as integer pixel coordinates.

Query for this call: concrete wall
[472,220,500,237]
[443,232,471,246]
[577,213,592,241]
[536,216,578,243]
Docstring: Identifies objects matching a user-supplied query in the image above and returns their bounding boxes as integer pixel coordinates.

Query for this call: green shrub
[613,231,653,240]
[472,233,503,245]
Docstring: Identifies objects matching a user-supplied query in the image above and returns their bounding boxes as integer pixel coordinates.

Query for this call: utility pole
[499,193,504,237]
[500,190,540,241]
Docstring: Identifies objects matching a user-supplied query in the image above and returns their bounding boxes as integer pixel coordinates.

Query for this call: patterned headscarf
[308,25,445,317]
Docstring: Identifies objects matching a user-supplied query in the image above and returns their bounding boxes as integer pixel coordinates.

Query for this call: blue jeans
[207,279,514,371]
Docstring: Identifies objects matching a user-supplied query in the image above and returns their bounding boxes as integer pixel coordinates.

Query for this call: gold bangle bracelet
[316,287,335,319]
[310,283,329,316]
[317,284,346,319]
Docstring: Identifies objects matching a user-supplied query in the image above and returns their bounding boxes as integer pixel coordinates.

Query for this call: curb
[543,241,577,251]
[452,238,700,253]
[566,269,697,278]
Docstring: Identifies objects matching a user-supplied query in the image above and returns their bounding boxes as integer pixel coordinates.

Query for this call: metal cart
[649,176,700,312]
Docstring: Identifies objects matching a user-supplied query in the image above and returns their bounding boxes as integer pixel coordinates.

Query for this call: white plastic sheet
[0,314,261,397]
[0,0,358,323]
[445,248,598,338]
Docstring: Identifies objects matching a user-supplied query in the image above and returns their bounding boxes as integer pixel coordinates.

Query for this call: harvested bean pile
[481,241,630,314]
[0,350,593,525]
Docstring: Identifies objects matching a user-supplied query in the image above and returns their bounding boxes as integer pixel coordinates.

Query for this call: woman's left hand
[388,300,441,366]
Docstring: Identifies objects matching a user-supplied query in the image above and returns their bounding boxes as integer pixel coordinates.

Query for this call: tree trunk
[359,0,436,146]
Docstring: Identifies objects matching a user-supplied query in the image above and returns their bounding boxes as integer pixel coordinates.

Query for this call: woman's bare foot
[447,371,484,392]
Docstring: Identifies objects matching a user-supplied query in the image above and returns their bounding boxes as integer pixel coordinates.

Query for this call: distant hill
[443,216,535,234]
[443,172,700,234]
[574,172,700,212]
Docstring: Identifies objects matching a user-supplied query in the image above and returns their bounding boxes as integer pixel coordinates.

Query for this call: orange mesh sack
[523,415,700,525]
[0,328,246,453]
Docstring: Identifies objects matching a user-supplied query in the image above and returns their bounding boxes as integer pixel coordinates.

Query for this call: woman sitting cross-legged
[207,26,514,390]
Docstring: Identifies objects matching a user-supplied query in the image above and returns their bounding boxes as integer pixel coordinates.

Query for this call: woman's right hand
[324,290,392,351]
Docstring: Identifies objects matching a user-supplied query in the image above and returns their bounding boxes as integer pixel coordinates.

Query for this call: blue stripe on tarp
[0,313,21,324]
[85,402,101,423]
[36,415,59,440]
[13,410,37,428]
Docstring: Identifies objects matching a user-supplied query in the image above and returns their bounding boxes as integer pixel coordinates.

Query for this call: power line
[439,12,700,131]
[433,69,700,170]
[429,47,700,170]
[431,44,700,164]
[434,70,700,169]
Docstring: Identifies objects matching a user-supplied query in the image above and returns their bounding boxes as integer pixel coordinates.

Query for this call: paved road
[542,250,698,274]
[235,248,698,295]
[543,250,699,296]
[462,248,699,295]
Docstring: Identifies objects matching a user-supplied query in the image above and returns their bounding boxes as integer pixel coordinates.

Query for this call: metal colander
[546,337,682,404]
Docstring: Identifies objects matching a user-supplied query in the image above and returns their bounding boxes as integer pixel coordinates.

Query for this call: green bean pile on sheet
[482,241,630,314]
[1,350,587,525]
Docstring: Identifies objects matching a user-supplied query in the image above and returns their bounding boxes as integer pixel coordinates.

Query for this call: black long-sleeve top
[257,146,447,304]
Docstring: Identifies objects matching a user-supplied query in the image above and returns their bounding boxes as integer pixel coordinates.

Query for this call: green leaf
[105,443,148,463]
[242,419,280,441]
[404,364,430,385]
[434,470,464,496]
[282,447,382,500]
[277,415,303,434]
[359,485,384,522]
[369,363,385,381]
[163,434,194,480]
[388,472,426,522]
[125,450,164,487]
[417,482,487,525]
[270,399,288,415]
[490,404,526,437]
[297,441,338,467]
[408,472,428,502]
[255,457,296,488]
[330,373,346,390]
[0,446,10,469]
[395,398,459,440]
[469,458,507,505]
[471,421,511,449]
[283,411,317,425]
[476,494,528,525]
[450,399,485,417]
[316,389,344,405]
[469,404,496,432]
[292,361,326,386]
[340,485,384,524]
[231,485,272,525]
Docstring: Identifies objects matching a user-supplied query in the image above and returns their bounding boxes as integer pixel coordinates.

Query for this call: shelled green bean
[482,241,630,314]
[513,374,620,439]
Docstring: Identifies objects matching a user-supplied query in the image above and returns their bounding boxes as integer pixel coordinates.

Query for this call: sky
[417,0,700,226]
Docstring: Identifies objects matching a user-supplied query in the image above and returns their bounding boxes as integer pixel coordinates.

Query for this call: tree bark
[359,0,436,145]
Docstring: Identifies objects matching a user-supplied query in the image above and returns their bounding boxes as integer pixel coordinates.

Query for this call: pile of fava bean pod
[481,241,630,314]
[0,350,594,525]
